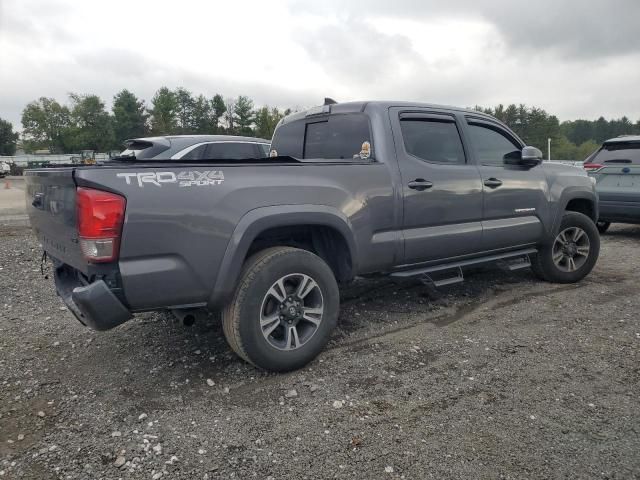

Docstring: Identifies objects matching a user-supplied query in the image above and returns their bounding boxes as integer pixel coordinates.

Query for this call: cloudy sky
[1,0,639,129]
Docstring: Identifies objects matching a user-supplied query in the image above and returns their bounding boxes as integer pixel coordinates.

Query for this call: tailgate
[594,165,640,203]
[25,168,87,272]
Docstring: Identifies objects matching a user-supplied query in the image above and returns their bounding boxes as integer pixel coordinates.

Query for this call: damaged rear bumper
[54,266,132,331]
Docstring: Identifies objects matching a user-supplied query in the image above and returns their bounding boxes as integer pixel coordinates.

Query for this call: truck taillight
[76,187,126,262]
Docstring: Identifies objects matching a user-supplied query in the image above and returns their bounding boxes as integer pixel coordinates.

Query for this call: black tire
[531,212,600,283]
[596,221,611,234]
[222,246,339,372]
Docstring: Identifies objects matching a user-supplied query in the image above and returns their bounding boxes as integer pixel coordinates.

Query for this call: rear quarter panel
[75,162,395,311]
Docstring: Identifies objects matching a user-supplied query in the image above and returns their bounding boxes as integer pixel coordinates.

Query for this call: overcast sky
[1,0,639,129]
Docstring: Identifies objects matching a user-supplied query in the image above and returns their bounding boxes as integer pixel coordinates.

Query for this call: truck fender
[550,188,598,239]
[208,204,358,308]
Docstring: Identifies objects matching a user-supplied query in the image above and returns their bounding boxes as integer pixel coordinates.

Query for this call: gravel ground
[1,225,639,479]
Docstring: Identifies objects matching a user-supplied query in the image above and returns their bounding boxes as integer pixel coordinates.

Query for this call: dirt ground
[0,178,26,216]
[0,224,638,479]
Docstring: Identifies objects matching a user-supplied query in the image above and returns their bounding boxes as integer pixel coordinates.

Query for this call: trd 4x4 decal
[116,171,224,187]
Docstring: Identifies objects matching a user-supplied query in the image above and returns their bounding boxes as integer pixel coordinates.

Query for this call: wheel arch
[551,189,598,237]
[208,205,358,308]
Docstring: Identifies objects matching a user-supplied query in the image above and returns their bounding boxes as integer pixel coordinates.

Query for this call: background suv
[584,135,640,233]
[119,135,270,161]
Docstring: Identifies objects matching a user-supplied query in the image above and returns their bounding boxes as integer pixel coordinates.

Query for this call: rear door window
[400,118,466,164]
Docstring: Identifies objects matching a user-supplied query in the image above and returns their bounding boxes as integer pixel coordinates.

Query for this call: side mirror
[504,146,543,168]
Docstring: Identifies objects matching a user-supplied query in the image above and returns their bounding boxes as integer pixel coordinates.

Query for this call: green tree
[223,97,237,134]
[233,95,255,136]
[477,103,561,156]
[150,87,177,135]
[112,89,148,145]
[67,93,114,152]
[0,118,19,155]
[190,94,213,134]
[524,107,561,155]
[551,135,578,160]
[174,87,195,134]
[211,94,227,133]
[593,116,611,143]
[21,97,71,153]
[575,139,600,161]
[254,106,284,139]
[561,119,594,145]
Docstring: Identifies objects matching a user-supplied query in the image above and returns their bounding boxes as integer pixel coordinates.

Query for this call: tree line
[474,104,640,160]
[0,89,639,159]
[5,88,292,155]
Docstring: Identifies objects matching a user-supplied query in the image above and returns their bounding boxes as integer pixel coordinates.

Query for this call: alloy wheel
[552,227,590,272]
[259,273,324,351]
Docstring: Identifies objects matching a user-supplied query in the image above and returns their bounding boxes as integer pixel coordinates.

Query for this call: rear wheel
[222,247,339,372]
[596,221,611,234]
[532,212,600,283]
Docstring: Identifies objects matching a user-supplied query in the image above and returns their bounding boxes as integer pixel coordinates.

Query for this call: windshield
[588,143,640,164]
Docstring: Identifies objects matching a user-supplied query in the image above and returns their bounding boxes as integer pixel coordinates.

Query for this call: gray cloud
[0,46,322,129]
[291,0,640,60]
[1,0,639,131]
[298,20,422,84]
[295,18,488,106]
[0,0,75,46]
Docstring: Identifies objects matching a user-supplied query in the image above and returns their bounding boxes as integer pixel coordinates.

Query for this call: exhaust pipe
[170,308,207,327]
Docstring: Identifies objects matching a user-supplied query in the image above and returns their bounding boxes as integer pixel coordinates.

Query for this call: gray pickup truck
[25,101,600,371]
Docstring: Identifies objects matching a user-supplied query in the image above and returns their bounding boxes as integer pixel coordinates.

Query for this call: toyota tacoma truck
[25,102,600,372]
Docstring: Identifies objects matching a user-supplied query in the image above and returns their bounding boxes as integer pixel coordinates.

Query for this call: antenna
[323,97,338,105]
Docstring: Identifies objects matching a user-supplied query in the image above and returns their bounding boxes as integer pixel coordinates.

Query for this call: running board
[420,267,465,288]
[391,248,537,282]
[497,255,532,271]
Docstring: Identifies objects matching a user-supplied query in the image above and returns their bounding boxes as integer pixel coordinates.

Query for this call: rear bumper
[599,200,640,223]
[54,266,132,331]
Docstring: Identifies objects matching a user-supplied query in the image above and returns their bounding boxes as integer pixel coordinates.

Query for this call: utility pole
[547,138,551,161]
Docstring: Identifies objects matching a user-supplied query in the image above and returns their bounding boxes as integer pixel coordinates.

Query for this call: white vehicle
[0,162,10,178]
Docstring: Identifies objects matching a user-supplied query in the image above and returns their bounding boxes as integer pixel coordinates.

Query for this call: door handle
[484,178,503,188]
[408,179,433,191]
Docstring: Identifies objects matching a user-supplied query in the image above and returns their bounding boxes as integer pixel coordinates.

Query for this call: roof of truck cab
[604,135,640,144]
[280,101,500,124]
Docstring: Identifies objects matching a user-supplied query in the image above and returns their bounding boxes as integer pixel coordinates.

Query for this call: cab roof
[604,135,640,145]
[280,100,500,125]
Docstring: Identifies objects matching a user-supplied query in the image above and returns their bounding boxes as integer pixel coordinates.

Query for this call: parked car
[117,135,270,160]
[584,135,640,233]
[0,161,10,178]
[25,102,600,372]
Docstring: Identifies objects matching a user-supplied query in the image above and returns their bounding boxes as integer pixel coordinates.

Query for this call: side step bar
[390,248,537,287]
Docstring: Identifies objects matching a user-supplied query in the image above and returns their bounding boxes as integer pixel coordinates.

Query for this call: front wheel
[531,212,600,283]
[222,247,339,372]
